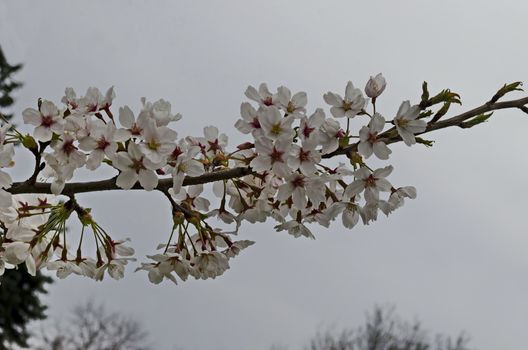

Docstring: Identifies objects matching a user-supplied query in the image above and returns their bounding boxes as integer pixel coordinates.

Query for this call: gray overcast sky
[1,1,528,349]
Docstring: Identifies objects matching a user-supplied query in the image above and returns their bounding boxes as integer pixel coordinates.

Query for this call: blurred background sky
[1,1,528,349]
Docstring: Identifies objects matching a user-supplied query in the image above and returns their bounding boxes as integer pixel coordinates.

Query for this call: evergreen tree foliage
[0,46,23,121]
[0,45,53,350]
[0,265,52,350]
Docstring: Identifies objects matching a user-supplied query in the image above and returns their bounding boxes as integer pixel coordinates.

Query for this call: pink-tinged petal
[78,137,98,151]
[345,81,356,101]
[113,152,133,171]
[373,165,393,178]
[119,106,135,128]
[292,188,307,209]
[138,169,158,191]
[398,126,415,146]
[345,180,365,198]
[358,141,373,158]
[0,189,11,207]
[194,197,210,211]
[342,209,359,229]
[299,161,317,176]
[401,186,417,199]
[172,172,185,194]
[370,113,386,132]
[272,162,291,178]
[186,160,205,176]
[375,178,392,192]
[114,128,132,142]
[309,108,325,126]
[275,136,292,152]
[51,180,65,195]
[254,138,273,154]
[396,100,411,118]
[404,105,421,120]
[276,86,291,106]
[330,106,345,118]
[116,170,138,189]
[358,126,370,142]
[128,142,143,160]
[292,91,307,108]
[104,143,118,158]
[244,86,261,102]
[25,255,36,276]
[22,108,41,126]
[240,102,256,121]
[406,119,427,133]
[287,156,301,171]
[188,184,203,197]
[40,100,58,117]
[373,142,391,160]
[364,187,379,203]
[354,167,371,180]
[259,83,271,96]
[277,182,294,201]
[0,171,12,188]
[235,119,251,134]
[86,150,105,170]
[204,126,219,141]
[323,92,343,107]
[33,126,53,142]
[250,155,271,172]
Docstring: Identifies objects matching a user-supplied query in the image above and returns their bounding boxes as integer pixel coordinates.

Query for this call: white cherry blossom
[245,83,275,107]
[259,106,294,140]
[299,108,325,142]
[394,101,427,146]
[288,139,321,175]
[358,113,392,160]
[140,97,182,127]
[276,86,307,117]
[235,102,263,136]
[324,81,366,118]
[250,137,292,178]
[113,143,162,191]
[345,166,393,203]
[22,100,65,142]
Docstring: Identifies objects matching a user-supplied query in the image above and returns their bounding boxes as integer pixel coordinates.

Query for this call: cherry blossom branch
[326,95,528,157]
[3,79,527,284]
[9,166,253,196]
[7,96,528,197]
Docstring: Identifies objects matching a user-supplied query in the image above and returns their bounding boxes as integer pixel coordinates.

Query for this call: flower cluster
[0,74,443,284]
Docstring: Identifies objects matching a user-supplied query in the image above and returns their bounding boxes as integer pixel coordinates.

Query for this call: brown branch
[6,96,528,197]
[324,96,528,157]
[9,166,253,196]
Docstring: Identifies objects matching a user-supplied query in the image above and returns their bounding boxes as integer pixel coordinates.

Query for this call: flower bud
[236,142,254,150]
[21,134,38,151]
[173,211,185,225]
[365,73,386,99]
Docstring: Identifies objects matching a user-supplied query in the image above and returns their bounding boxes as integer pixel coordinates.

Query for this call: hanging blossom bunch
[0,76,526,284]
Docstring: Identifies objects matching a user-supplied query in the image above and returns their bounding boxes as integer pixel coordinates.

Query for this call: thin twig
[6,96,528,197]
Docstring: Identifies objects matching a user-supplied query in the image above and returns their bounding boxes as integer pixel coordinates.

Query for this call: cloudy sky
[1,1,528,349]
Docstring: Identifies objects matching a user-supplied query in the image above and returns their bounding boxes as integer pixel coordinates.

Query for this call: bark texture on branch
[7,96,528,197]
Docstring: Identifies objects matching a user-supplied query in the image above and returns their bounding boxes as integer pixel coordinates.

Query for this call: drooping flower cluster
[0,74,439,283]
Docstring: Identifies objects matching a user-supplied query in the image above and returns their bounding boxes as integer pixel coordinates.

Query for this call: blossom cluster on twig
[0,76,525,284]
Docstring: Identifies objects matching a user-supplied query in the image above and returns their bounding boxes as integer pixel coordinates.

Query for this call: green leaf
[421,81,429,104]
[429,89,461,106]
[430,102,451,123]
[489,82,523,104]
[459,112,493,129]
[415,137,434,147]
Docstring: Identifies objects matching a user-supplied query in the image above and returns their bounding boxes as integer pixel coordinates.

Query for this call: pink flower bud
[365,73,386,99]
